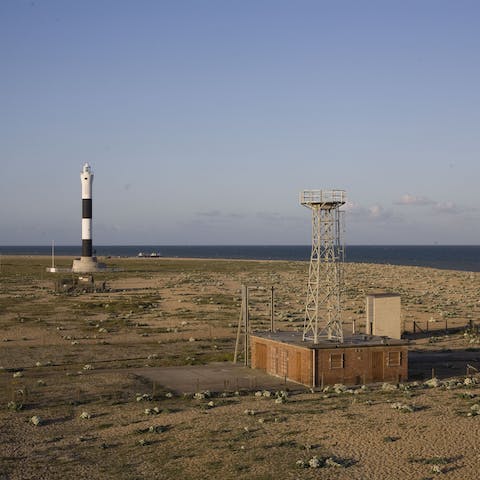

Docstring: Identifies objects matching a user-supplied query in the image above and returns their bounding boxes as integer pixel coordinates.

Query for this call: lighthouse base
[72,256,106,273]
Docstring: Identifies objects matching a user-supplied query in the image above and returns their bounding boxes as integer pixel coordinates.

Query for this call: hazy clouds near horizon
[2,1,480,245]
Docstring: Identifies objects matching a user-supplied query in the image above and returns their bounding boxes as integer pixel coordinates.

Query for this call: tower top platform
[300,189,346,207]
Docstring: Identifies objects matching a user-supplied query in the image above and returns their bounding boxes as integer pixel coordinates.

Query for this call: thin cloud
[256,212,283,220]
[395,194,434,206]
[395,194,476,217]
[431,202,464,215]
[195,210,222,217]
[368,204,395,221]
[430,201,478,217]
[195,210,246,219]
[256,211,304,224]
[343,201,398,223]
[341,201,361,212]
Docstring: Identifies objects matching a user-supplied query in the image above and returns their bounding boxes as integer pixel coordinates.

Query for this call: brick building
[251,331,408,388]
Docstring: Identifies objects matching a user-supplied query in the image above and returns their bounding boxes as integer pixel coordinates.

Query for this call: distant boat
[149,252,162,258]
[137,252,145,257]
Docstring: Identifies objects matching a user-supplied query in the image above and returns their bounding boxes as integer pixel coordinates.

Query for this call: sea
[1,245,480,272]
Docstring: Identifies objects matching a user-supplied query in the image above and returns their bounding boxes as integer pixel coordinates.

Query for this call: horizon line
[2,244,480,248]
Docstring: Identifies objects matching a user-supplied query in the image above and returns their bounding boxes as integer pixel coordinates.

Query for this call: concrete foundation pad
[72,256,106,273]
[133,362,302,394]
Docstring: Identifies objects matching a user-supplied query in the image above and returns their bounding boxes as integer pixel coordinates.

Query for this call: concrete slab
[134,362,304,394]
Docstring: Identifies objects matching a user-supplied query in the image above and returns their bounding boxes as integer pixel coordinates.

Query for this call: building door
[256,343,267,370]
[372,351,384,381]
[288,351,302,383]
[295,352,302,383]
[278,349,288,377]
[272,347,278,374]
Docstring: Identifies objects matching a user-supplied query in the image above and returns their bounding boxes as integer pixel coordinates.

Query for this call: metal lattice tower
[300,190,346,343]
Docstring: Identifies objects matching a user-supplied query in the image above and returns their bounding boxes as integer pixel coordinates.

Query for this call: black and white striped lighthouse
[72,163,105,272]
[81,163,93,258]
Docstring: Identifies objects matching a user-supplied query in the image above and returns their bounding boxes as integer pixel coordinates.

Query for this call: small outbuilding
[250,331,408,388]
[366,293,402,339]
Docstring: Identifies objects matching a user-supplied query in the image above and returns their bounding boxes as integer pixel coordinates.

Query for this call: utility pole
[270,286,275,332]
[234,284,250,366]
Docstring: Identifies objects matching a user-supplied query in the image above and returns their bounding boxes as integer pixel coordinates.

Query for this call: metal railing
[300,189,346,206]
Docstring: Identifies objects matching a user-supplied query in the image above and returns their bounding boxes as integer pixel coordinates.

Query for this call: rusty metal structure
[300,190,346,343]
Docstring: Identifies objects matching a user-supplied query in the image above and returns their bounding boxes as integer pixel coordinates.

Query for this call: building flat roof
[251,331,407,349]
[366,292,401,298]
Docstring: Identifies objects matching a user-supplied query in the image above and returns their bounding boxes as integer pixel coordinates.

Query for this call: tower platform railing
[300,189,346,206]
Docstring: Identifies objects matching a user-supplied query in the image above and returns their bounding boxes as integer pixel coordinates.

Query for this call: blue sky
[1,0,480,245]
